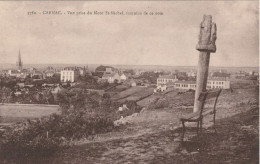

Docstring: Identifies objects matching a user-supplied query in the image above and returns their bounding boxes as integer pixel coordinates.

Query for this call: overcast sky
[0,1,258,67]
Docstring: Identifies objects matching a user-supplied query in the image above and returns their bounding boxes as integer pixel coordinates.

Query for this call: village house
[134,70,144,76]
[7,69,18,77]
[157,75,178,86]
[123,79,137,87]
[78,66,92,76]
[60,67,80,82]
[156,85,167,92]
[102,73,120,83]
[231,71,247,79]
[249,71,259,76]
[44,66,56,78]
[187,70,197,77]
[119,73,127,81]
[31,70,44,79]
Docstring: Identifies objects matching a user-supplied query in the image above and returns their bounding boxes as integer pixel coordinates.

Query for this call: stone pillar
[193,15,217,113]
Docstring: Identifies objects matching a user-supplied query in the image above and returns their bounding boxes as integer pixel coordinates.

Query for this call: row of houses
[101,73,127,83]
[60,66,127,83]
[2,65,91,83]
[157,75,231,91]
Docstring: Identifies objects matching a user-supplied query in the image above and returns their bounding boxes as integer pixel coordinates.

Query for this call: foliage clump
[0,88,141,161]
[148,97,169,109]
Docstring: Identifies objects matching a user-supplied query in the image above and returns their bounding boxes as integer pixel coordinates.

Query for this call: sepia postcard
[0,1,258,163]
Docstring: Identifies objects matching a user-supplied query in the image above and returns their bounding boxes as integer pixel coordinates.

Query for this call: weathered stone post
[193,15,217,113]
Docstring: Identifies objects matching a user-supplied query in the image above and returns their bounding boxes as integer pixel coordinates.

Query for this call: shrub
[148,98,169,109]
[0,110,115,160]
[112,100,142,120]
[0,89,142,161]
[0,135,60,160]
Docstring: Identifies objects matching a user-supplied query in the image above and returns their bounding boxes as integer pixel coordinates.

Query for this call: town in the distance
[0,50,258,105]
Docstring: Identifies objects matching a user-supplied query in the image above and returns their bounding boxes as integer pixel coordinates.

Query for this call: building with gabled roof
[119,73,127,81]
[157,75,178,86]
[102,73,120,83]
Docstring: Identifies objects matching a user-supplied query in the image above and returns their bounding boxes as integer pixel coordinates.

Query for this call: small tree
[114,79,118,84]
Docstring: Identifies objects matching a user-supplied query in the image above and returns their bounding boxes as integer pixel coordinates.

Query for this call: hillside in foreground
[0,80,258,164]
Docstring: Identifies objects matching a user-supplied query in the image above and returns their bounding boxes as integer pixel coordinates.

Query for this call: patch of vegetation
[0,88,142,161]
[148,97,169,109]
[0,110,114,161]
[136,72,162,84]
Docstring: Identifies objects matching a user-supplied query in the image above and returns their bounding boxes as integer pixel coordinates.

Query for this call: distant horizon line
[0,63,258,68]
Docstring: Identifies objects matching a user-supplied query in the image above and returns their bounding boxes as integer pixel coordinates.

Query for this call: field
[0,104,60,123]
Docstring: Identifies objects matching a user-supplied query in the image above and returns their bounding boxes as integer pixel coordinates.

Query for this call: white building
[102,73,120,83]
[174,77,230,90]
[187,71,197,77]
[120,73,127,82]
[207,77,230,89]
[157,85,167,92]
[8,69,20,77]
[157,75,178,86]
[175,81,196,90]
[60,67,80,82]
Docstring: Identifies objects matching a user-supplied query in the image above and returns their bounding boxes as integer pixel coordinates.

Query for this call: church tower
[16,50,23,71]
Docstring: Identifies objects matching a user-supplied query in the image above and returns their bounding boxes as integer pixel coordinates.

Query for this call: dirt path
[54,129,182,164]
[49,104,258,164]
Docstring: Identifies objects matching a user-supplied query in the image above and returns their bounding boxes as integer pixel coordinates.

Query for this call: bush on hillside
[0,89,143,161]
[115,100,142,118]
[148,98,169,109]
[0,110,114,160]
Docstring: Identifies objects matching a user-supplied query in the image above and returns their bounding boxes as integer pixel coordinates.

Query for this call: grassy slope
[45,83,258,164]
[2,80,258,163]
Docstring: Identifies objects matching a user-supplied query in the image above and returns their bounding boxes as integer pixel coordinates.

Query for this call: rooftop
[175,80,196,84]
[208,77,229,81]
[158,75,177,79]
[102,73,118,78]
[62,67,79,71]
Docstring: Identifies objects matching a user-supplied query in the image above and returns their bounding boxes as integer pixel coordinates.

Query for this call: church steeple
[16,50,23,70]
